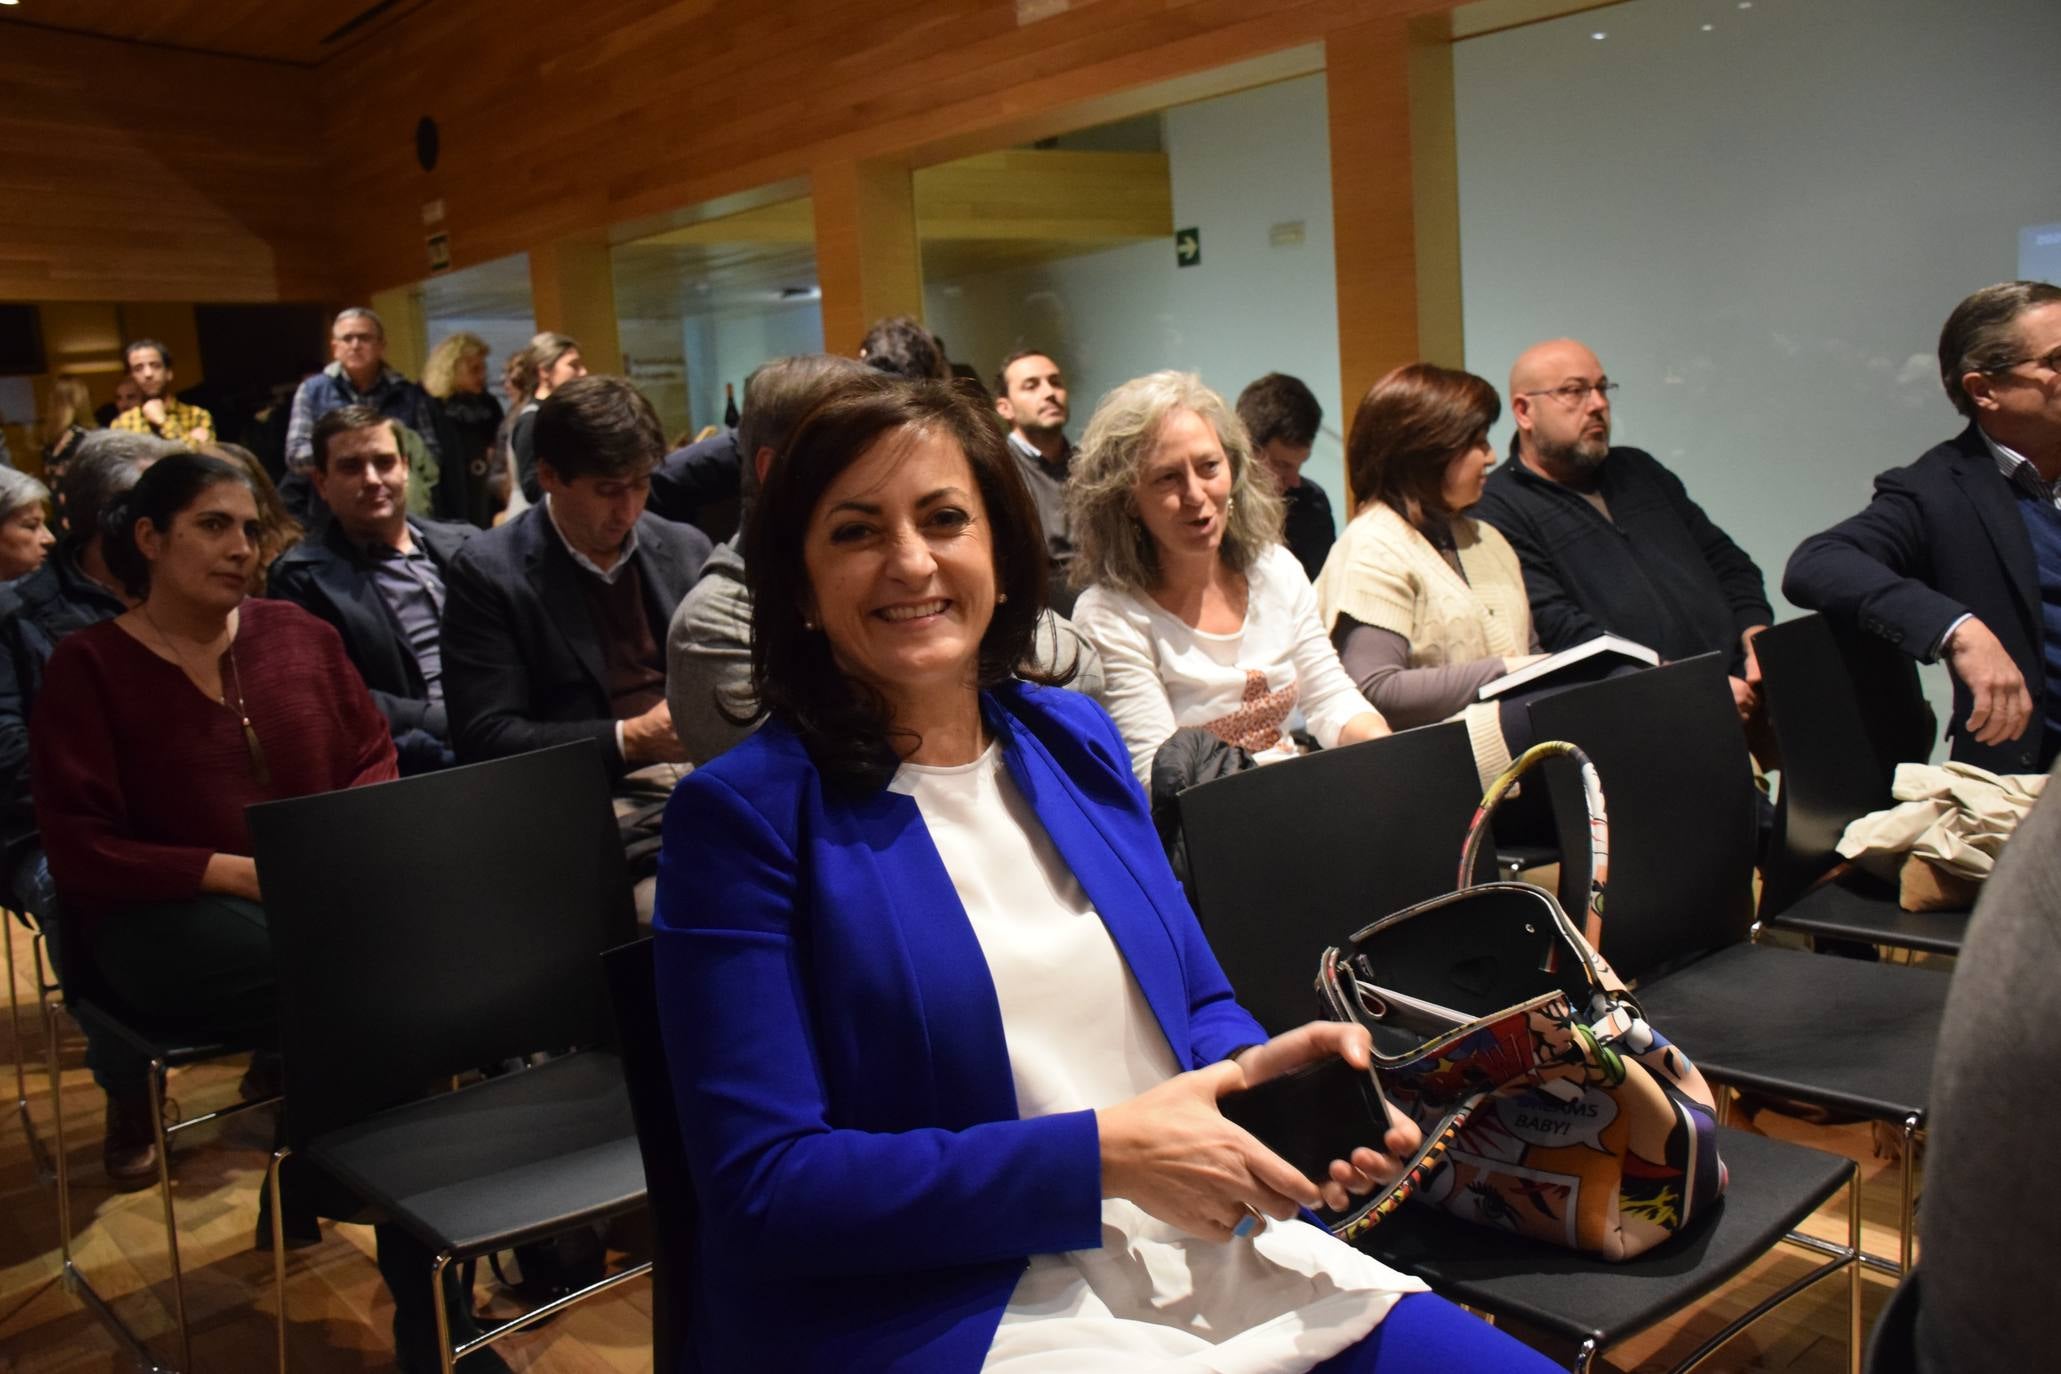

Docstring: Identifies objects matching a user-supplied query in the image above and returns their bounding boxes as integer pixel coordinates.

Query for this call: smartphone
[1219,1054,1396,1192]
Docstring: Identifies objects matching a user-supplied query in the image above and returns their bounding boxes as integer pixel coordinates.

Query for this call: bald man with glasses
[1472,337,1773,724]
[1788,281,2061,774]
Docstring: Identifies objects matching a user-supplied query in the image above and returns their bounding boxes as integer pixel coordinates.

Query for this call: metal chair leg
[47,995,72,1263]
[147,1055,193,1373]
[269,1148,292,1374]
[1848,1169,1864,1374]
[432,1250,457,1374]
[1572,1336,1600,1372]
[1898,1113,1921,1274]
[5,911,51,1181]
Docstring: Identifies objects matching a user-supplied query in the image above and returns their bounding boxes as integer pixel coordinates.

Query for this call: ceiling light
[1701,22,1715,30]
[1591,31,1607,40]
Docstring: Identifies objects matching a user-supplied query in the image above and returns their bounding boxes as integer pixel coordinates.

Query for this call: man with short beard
[1473,338,1772,722]
[995,348,1077,611]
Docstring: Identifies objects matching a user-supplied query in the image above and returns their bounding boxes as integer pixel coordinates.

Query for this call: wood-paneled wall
[312,0,1434,297]
[0,26,336,303]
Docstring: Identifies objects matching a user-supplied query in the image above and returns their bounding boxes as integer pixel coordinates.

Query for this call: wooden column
[530,234,623,375]
[813,159,924,356]
[1326,13,1464,420]
[370,285,428,382]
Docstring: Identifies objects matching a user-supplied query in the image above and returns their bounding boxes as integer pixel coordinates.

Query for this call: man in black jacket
[441,376,710,788]
[1786,281,2061,774]
[0,430,174,1185]
[268,405,474,773]
[1473,338,1772,723]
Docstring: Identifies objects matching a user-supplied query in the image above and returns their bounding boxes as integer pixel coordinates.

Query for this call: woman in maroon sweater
[30,451,395,1169]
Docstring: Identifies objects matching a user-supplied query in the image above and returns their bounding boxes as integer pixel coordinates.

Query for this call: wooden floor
[0,914,1922,1373]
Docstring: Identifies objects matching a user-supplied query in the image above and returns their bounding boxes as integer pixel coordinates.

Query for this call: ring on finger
[1232,1203,1264,1239]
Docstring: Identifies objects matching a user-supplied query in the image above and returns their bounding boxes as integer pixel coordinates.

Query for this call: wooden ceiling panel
[2,0,398,66]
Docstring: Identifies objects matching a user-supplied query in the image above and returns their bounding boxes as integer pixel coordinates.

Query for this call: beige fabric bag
[1836,762,2045,907]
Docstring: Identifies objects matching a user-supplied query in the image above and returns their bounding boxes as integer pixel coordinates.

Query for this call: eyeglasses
[1982,348,2061,376]
[335,331,381,346]
[1519,380,1620,405]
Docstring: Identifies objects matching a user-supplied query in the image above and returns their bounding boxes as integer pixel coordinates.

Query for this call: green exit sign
[1175,227,1201,268]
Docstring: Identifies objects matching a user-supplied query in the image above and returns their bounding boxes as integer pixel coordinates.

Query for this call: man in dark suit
[1787,280,2061,774]
[441,376,710,790]
[268,405,474,773]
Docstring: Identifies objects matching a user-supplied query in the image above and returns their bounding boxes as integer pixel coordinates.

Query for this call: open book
[1476,634,1659,701]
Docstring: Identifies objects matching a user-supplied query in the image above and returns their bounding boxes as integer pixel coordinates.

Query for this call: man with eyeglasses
[1473,338,1773,724]
[1787,281,2061,774]
[284,307,447,488]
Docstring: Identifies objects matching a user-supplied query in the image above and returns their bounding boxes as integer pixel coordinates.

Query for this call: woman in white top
[1067,372,1387,784]
[651,373,1561,1373]
[1314,363,1546,785]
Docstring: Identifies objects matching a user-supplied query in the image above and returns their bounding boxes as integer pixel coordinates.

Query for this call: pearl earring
[996,592,1009,604]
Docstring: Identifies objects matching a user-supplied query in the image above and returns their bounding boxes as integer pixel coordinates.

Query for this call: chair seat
[1638,943,1947,1120]
[1355,1126,1854,1345]
[306,1050,645,1256]
[1764,875,1968,956]
[67,995,272,1069]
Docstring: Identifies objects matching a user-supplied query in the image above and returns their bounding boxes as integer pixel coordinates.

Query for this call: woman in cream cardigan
[1314,363,1543,785]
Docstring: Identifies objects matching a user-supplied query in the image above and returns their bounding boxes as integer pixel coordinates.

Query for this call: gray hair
[1065,370,1283,594]
[0,466,50,524]
[1939,280,2061,418]
[61,431,173,553]
[333,306,386,339]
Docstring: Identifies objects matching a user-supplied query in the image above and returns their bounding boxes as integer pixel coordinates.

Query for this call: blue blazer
[651,681,1268,1373]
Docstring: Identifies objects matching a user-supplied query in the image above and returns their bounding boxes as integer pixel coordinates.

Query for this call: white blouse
[890,743,1421,1372]
[1072,544,1379,785]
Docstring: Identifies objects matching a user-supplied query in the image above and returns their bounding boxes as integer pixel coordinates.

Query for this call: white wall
[925,74,1348,522]
[681,303,825,436]
[1454,0,2061,743]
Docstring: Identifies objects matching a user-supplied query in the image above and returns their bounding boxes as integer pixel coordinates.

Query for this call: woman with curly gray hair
[1068,371,1386,783]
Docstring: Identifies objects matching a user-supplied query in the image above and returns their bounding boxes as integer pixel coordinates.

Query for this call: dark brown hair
[1345,363,1501,527]
[993,348,1058,399]
[858,317,947,381]
[1236,372,1322,449]
[1938,280,2061,418]
[742,373,1059,785]
[310,404,398,472]
[533,376,664,482]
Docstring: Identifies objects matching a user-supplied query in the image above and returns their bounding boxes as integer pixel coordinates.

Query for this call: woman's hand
[200,852,263,903]
[1235,1022,1423,1212]
[1097,1061,1322,1242]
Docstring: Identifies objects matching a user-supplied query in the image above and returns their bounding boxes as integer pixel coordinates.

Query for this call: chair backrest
[1757,613,1937,911]
[1525,655,1759,981]
[1180,721,1491,1035]
[602,938,695,1374]
[250,741,636,1145]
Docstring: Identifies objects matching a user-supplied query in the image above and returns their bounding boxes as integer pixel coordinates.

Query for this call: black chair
[602,938,694,1374]
[1179,721,1495,1035]
[249,742,649,1374]
[6,903,56,1181]
[43,890,277,1373]
[1864,1269,1922,1374]
[1526,655,1947,1275]
[1756,614,1966,955]
[1182,713,1863,1372]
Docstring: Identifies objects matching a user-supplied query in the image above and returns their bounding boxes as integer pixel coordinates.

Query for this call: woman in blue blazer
[652,374,1561,1373]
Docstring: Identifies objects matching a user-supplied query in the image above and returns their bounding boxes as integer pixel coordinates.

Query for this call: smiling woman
[650,373,1559,1373]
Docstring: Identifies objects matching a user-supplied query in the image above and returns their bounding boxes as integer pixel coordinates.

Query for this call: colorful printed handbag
[1314,741,1728,1262]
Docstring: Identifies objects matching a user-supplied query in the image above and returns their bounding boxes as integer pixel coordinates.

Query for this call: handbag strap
[1314,944,1477,1239]
[1458,740,1613,953]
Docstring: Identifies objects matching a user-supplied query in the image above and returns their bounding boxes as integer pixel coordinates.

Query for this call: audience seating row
[10,615,1955,1371]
